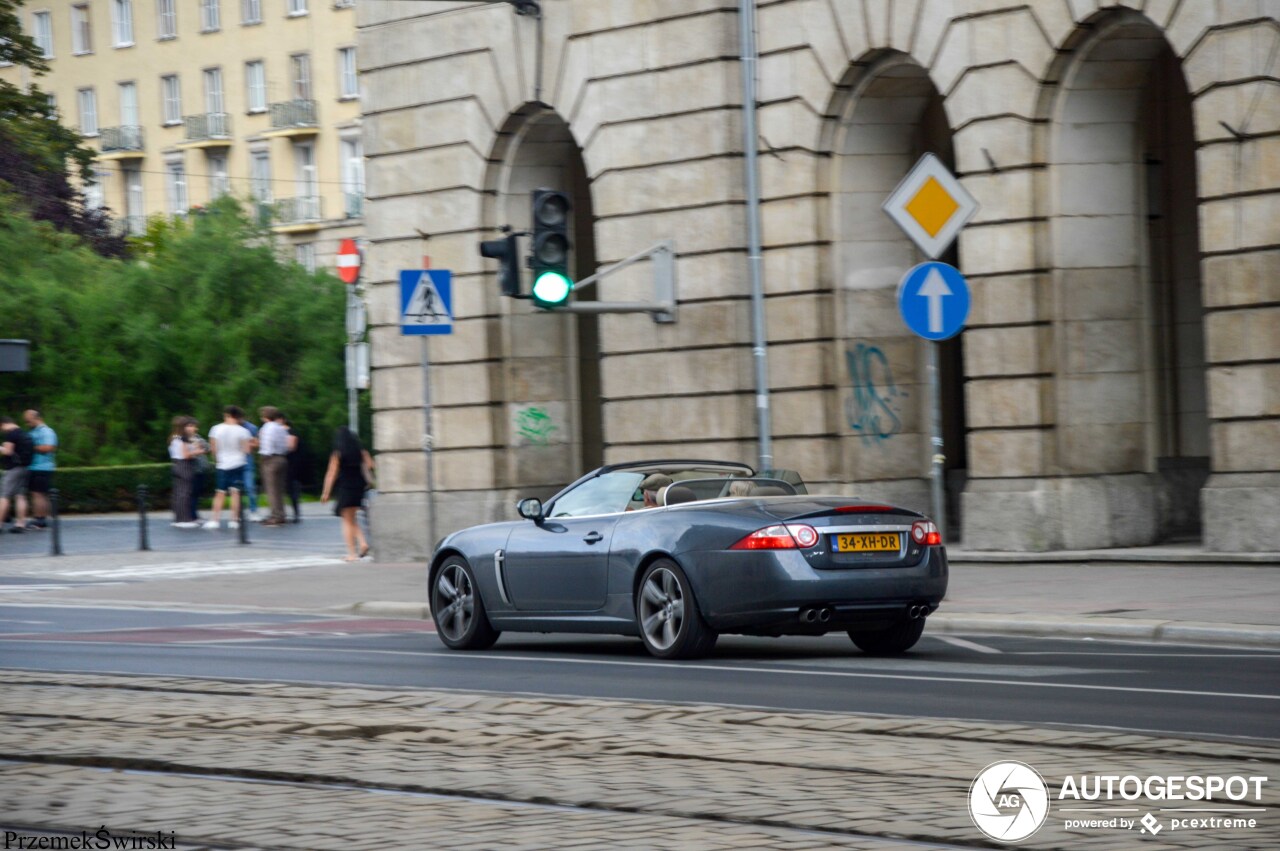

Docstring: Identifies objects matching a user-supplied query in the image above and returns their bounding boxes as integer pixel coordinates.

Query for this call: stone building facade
[359,0,1279,558]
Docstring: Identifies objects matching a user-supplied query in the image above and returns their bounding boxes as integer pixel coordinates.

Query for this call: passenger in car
[636,473,673,509]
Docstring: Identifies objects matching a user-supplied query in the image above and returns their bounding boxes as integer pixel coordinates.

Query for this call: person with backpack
[0,416,34,533]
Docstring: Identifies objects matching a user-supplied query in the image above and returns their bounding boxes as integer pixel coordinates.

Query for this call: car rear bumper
[682,546,948,633]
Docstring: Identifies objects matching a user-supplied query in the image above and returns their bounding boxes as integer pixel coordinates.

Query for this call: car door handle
[582,531,603,544]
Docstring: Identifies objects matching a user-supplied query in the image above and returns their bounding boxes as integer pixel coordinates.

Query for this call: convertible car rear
[428,460,948,659]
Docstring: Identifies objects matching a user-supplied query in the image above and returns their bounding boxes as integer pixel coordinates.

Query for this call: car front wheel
[849,616,926,655]
[635,559,717,660]
[431,557,499,650]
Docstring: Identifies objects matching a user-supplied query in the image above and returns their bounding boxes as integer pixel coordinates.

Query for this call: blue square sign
[400,270,453,335]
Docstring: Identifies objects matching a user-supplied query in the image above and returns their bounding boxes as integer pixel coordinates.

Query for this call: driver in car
[632,473,672,510]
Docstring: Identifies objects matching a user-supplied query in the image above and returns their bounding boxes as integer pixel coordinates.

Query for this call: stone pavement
[2,671,1277,850]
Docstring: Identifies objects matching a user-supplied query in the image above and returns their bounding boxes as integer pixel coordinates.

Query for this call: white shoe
[228,520,240,530]
[178,521,200,529]
[203,520,219,530]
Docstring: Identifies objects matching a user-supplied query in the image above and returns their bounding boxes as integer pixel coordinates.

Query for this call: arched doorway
[827,52,967,534]
[1048,11,1208,541]
[484,106,601,490]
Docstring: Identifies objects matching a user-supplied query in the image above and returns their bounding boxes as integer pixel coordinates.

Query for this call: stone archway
[1046,11,1208,544]
[826,52,966,532]
[483,106,601,493]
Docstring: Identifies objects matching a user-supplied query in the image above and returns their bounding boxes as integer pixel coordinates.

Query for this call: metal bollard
[49,487,62,556]
[238,495,249,545]
[137,484,150,551]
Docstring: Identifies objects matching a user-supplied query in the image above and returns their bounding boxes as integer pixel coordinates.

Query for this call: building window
[250,149,272,201]
[340,136,364,218]
[295,243,316,273]
[45,92,57,115]
[203,67,224,114]
[157,0,177,39]
[294,140,317,220]
[338,47,357,99]
[242,0,261,25]
[290,53,311,100]
[111,0,134,47]
[208,152,229,198]
[78,88,98,136]
[245,60,266,112]
[118,81,139,127]
[287,0,308,17]
[32,11,54,58]
[200,0,220,32]
[166,158,188,215]
[84,167,109,210]
[72,5,92,53]
[161,75,181,125]
[123,164,145,230]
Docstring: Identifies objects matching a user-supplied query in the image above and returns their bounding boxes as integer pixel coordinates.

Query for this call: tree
[0,196,349,482]
[0,0,124,256]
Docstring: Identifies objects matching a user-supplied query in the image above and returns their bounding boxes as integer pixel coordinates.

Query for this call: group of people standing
[168,405,303,530]
[0,410,57,533]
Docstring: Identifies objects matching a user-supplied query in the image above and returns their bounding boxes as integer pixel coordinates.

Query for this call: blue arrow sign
[400,270,453,335]
[897,261,969,341]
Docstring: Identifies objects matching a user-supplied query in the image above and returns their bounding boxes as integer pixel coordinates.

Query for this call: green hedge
[48,463,212,514]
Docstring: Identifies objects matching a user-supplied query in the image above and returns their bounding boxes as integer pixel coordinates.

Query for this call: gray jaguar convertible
[428,460,948,659]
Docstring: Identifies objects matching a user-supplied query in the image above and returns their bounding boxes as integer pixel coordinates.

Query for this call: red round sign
[336,238,361,284]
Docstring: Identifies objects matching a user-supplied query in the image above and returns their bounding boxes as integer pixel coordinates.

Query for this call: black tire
[849,616,926,655]
[431,556,500,650]
[635,558,718,660]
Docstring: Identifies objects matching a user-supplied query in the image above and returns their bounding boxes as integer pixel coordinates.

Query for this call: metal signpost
[400,269,454,549]
[338,239,364,435]
[883,154,978,541]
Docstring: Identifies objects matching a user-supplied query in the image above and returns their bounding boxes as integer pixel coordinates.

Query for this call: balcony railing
[344,192,364,219]
[100,126,144,153]
[273,195,323,226]
[183,112,232,143]
[269,99,318,131]
[113,215,147,237]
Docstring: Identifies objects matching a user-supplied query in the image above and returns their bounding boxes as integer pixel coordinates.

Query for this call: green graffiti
[516,406,559,445]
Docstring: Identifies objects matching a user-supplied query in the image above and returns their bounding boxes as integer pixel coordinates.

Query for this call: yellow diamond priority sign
[882,153,978,259]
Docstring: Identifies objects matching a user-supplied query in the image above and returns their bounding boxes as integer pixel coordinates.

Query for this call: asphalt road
[2,604,1277,743]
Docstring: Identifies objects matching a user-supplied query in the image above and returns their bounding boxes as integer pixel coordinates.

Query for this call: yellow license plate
[835,533,901,553]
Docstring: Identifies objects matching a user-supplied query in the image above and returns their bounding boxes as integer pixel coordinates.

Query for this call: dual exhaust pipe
[799,603,931,623]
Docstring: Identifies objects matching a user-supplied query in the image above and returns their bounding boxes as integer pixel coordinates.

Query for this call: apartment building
[2,0,363,269]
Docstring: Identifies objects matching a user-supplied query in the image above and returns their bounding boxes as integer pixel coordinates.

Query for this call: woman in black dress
[320,426,373,561]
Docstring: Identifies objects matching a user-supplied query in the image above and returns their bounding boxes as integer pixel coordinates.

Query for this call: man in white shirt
[205,405,253,530]
[257,406,290,527]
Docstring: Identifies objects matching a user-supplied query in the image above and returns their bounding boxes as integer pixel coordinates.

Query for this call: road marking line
[933,635,1001,654]
[5,640,1279,703]
[55,555,346,580]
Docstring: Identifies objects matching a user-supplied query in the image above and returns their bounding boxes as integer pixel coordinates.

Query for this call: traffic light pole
[557,240,678,323]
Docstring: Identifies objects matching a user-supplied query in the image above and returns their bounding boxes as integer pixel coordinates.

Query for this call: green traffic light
[532,270,573,307]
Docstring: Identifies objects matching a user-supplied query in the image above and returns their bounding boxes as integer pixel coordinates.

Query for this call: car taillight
[731,523,819,550]
[911,520,941,546]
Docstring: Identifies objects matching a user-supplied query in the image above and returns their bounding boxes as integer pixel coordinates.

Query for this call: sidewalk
[1,516,1277,647]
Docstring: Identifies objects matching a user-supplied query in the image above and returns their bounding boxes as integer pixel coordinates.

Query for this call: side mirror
[516,497,544,523]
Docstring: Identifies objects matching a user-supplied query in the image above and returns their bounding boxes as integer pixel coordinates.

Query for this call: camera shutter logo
[969,761,1051,842]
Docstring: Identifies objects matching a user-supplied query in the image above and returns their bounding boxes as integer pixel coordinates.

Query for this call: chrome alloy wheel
[638,566,685,651]
[434,563,475,642]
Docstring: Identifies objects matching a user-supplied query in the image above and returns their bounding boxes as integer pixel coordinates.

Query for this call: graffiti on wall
[845,343,905,443]
[514,405,560,446]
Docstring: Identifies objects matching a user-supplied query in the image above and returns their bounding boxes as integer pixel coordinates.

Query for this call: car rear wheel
[431,557,499,650]
[636,559,717,660]
[849,616,926,655]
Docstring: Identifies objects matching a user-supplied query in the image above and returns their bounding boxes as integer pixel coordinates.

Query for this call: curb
[948,550,1280,565]
[345,602,1280,649]
[928,613,1280,649]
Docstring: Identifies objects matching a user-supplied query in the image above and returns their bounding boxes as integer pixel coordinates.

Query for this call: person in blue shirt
[23,410,56,530]
[236,410,261,521]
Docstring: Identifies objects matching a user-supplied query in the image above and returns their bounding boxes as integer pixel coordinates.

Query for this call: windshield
[549,471,644,517]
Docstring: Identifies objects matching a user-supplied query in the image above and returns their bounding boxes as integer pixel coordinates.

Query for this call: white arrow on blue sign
[897,261,969,341]
[400,270,453,336]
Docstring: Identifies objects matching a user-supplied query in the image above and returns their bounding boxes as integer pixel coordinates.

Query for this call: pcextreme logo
[969,761,1269,843]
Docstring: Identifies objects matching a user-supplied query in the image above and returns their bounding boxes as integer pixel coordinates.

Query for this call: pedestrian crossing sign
[399,270,453,335]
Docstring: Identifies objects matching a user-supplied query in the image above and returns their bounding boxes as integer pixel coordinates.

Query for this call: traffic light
[479,232,522,298]
[530,189,573,308]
